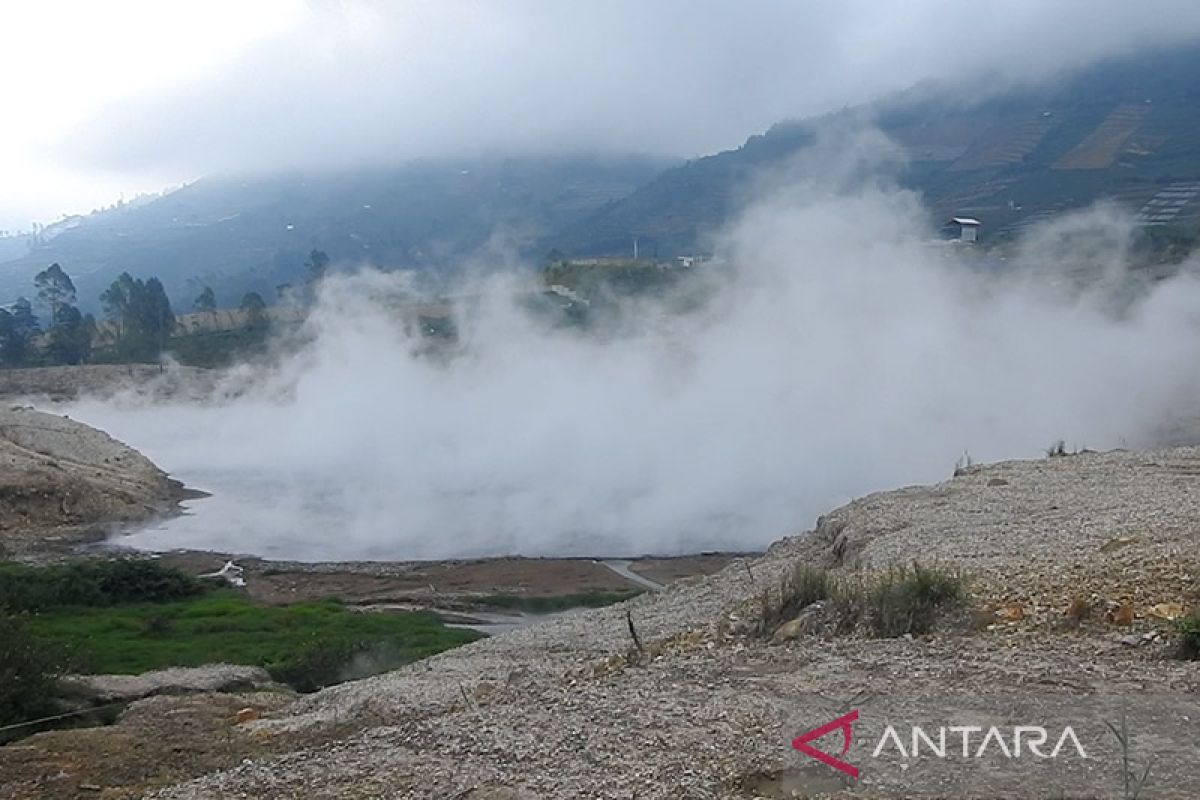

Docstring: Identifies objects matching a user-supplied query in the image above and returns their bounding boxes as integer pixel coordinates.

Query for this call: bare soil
[0,691,300,800]
[145,551,736,607]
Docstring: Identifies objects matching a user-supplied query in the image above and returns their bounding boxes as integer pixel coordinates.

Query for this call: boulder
[62,664,280,703]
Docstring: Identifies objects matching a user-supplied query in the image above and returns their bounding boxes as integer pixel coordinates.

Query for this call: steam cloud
[65,135,1200,561]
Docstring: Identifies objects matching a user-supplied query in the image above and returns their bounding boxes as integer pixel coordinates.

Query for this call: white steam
[65,141,1200,561]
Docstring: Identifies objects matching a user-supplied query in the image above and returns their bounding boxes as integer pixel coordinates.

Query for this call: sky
[5,0,1200,232]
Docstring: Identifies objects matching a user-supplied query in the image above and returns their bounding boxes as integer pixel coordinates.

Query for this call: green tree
[10,297,39,338]
[99,273,174,361]
[100,273,135,343]
[139,277,175,358]
[193,286,217,314]
[46,305,93,365]
[0,309,27,366]
[33,263,76,327]
[239,291,268,331]
[306,249,330,285]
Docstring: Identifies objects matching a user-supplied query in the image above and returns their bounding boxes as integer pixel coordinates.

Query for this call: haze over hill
[553,43,1200,255]
[0,155,670,312]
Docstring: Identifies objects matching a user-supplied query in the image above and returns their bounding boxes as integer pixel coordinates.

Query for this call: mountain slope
[552,42,1200,256]
[0,155,672,311]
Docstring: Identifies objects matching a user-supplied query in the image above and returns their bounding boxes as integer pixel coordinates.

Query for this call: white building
[950,217,982,242]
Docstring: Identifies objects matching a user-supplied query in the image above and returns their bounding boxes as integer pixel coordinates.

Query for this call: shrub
[0,613,67,733]
[757,562,967,639]
[1176,614,1200,660]
[0,559,207,611]
[858,563,966,637]
[758,564,830,633]
[267,638,417,693]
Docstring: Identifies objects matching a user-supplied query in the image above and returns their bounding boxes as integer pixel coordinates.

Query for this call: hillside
[553,43,1200,256]
[0,155,671,311]
[0,406,182,558]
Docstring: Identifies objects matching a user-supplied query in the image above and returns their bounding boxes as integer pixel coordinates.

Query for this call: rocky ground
[4,446,1198,798]
[0,406,186,559]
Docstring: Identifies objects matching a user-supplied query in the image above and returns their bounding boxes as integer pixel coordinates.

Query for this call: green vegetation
[759,562,967,639]
[1175,613,1200,660]
[159,326,274,368]
[23,595,478,690]
[757,564,830,633]
[0,558,481,737]
[476,589,642,613]
[0,559,208,611]
[99,272,175,362]
[0,613,68,732]
[831,563,967,638]
[192,285,217,313]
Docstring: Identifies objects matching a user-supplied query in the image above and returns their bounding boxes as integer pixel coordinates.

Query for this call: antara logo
[792,709,859,778]
[793,710,1089,779]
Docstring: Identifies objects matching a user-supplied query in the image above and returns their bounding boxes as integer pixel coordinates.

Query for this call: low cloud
[62,131,1200,560]
[59,1,1200,176]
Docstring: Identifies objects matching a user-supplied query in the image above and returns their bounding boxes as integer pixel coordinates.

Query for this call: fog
[60,133,1200,561]
[9,3,1200,226]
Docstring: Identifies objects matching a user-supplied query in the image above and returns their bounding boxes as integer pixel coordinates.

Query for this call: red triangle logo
[791,708,859,779]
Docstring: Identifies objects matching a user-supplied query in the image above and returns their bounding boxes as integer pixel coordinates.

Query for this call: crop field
[1053,104,1150,169]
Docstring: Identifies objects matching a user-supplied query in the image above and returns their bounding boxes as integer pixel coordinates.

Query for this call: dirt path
[599,559,666,591]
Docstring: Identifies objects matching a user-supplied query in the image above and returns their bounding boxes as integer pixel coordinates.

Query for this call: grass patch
[475,589,642,613]
[0,559,483,739]
[759,562,967,639]
[22,594,480,691]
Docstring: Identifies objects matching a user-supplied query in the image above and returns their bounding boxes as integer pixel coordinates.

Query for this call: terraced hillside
[553,42,1200,254]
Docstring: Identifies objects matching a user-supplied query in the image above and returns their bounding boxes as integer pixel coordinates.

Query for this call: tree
[99,273,174,361]
[193,286,217,314]
[0,309,27,366]
[46,305,93,365]
[140,277,175,357]
[306,249,330,285]
[34,264,76,327]
[10,297,39,338]
[239,291,268,330]
[100,273,135,341]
